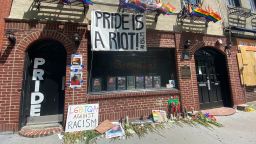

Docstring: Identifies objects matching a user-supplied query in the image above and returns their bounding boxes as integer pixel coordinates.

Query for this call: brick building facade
[0,0,250,132]
[0,0,12,54]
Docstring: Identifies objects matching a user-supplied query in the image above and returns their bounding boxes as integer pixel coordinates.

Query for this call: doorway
[20,39,66,127]
[195,48,231,109]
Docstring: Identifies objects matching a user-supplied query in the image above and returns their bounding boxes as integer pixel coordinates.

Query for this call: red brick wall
[174,33,200,110]
[0,19,88,131]
[245,87,256,102]
[0,20,246,132]
[88,91,179,122]
[0,22,179,131]
[175,32,246,110]
[227,45,246,105]
[0,0,12,54]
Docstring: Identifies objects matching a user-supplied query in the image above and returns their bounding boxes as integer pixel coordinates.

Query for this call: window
[182,0,201,8]
[227,0,241,7]
[250,0,256,11]
[183,0,201,5]
[88,48,177,92]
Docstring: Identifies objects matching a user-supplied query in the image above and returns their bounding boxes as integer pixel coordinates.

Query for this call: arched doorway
[195,48,231,109]
[20,39,67,127]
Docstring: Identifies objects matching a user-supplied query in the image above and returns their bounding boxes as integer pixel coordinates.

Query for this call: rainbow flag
[192,7,209,17]
[122,1,146,13]
[204,7,222,22]
[207,12,221,22]
[162,3,176,15]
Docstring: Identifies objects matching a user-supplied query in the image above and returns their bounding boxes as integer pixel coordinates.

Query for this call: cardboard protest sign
[152,110,167,123]
[95,120,114,134]
[105,122,125,139]
[65,104,99,132]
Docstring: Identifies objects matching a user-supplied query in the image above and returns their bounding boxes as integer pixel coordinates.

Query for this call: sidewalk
[0,109,256,144]
[247,101,256,109]
[96,111,256,144]
[0,132,62,144]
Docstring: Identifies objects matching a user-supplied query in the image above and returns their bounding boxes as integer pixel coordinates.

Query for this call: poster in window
[92,78,102,92]
[107,77,116,91]
[70,70,82,88]
[153,76,161,88]
[127,76,135,90]
[71,54,82,69]
[145,76,153,88]
[136,76,144,89]
[117,77,126,90]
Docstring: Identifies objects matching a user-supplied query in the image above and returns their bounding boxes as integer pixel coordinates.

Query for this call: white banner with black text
[91,11,146,51]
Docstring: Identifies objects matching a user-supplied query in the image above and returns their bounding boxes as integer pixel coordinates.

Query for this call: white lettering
[31,92,44,105]
[30,58,45,117]
[33,58,45,68]
[30,104,41,116]
[34,80,40,92]
[32,69,44,80]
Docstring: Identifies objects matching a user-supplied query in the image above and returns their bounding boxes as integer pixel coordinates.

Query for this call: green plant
[63,130,100,144]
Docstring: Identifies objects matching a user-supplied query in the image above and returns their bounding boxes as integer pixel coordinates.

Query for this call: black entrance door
[20,39,66,127]
[195,48,231,109]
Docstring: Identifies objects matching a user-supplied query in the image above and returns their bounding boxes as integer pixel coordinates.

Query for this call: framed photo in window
[92,78,102,92]
[107,77,116,91]
[153,76,161,88]
[127,76,135,90]
[117,77,126,90]
[136,76,144,89]
[145,76,153,89]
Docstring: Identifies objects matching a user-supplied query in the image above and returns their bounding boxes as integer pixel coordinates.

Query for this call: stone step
[19,123,63,138]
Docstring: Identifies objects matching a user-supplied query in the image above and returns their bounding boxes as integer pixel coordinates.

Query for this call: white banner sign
[91,11,146,51]
[65,103,99,132]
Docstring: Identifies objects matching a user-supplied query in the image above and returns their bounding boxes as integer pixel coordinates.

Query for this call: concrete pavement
[0,107,256,144]
[96,111,256,144]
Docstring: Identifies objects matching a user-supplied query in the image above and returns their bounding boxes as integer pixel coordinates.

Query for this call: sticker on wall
[70,70,82,88]
[71,54,83,70]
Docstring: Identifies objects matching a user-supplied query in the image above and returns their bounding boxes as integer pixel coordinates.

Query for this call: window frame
[227,0,241,7]
[250,0,256,12]
[88,48,177,93]
[181,0,202,8]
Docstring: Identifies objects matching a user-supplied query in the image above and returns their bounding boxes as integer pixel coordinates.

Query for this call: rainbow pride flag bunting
[191,7,222,22]
[192,7,209,18]
[120,0,175,15]
[122,1,146,13]
[161,3,176,15]
[207,12,221,22]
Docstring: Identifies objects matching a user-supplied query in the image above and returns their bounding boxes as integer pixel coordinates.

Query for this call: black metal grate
[34,0,89,14]
[227,5,255,18]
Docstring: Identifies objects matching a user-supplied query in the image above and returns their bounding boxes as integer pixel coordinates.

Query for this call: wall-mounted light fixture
[225,28,232,57]
[182,40,192,60]
[6,30,16,45]
[73,33,81,47]
[225,42,232,57]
